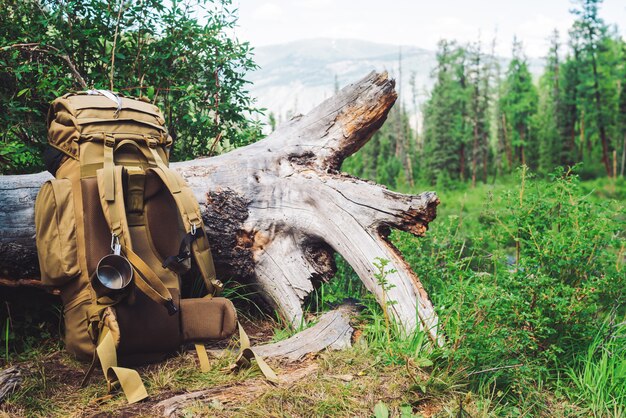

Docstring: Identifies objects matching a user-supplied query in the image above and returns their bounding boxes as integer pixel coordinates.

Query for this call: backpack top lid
[46,90,171,163]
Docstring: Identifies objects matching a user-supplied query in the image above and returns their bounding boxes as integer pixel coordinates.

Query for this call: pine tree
[342,103,416,189]
[422,40,469,185]
[557,51,581,168]
[570,0,619,176]
[536,30,562,173]
[467,40,492,186]
[618,43,626,177]
[497,38,538,170]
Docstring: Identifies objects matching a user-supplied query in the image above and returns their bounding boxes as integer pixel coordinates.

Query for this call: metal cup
[93,233,133,295]
[96,254,133,290]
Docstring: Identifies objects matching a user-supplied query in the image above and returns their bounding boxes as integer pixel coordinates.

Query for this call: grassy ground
[0,316,463,417]
[2,171,625,417]
[0,315,582,418]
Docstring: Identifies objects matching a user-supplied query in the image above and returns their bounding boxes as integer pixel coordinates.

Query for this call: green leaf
[413,358,433,368]
[17,88,29,97]
[400,405,414,418]
[373,401,389,418]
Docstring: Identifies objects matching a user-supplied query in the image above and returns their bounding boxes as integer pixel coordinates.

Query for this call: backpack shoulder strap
[147,166,223,295]
[97,165,132,248]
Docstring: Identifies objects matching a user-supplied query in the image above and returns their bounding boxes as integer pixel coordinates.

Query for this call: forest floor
[0,309,587,418]
[0,315,467,418]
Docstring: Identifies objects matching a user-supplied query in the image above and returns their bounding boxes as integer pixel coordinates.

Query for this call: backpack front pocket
[35,178,81,285]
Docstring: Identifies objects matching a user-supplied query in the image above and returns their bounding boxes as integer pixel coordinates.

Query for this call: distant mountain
[248,38,435,123]
[247,38,543,125]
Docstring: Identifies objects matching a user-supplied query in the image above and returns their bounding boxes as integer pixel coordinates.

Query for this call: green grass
[565,316,626,417]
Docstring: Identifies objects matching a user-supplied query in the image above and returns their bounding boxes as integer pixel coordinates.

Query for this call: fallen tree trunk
[0,72,440,342]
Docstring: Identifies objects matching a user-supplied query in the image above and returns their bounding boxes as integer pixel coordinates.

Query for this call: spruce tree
[570,0,619,176]
[467,41,492,186]
[422,40,469,185]
[618,44,626,177]
[536,30,562,173]
[557,52,581,167]
[497,38,538,170]
[342,103,415,189]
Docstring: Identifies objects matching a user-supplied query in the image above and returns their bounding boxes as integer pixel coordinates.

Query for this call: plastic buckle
[104,134,115,148]
[176,251,191,263]
[165,299,179,316]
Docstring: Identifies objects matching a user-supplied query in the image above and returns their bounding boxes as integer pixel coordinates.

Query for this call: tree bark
[209,305,355,362]
[0,72,441,343]
[0,367,22,405]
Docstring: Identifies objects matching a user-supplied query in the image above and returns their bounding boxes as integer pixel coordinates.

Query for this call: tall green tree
[422,40,469,185]
[570,0,620,176]
[536,30,562,173]
[618,44,626,177]
[467,40,492,186]
[557,50,582,168]
[0,0,261,174]
[342,103,417,190]
[497,38,538,170]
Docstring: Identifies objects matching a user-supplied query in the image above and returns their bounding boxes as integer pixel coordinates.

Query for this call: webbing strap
[189,229,220,294]
[103,134,115,201]
[194,343,211,373]
[194,323,277,382]
[97,166,129,248]
[125,248,178,315]
[103,134,171,202]
[149,167,222,295]
[125,166,145,214]
[146,137,180,194]
[97,328,148,404]
[148,168,200,228]
[162,229,200,271]
[233,323,278,383]
[80,303,110,388]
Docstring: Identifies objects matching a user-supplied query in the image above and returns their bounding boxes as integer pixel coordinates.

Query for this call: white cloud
[515,14,571,57]
[301,0,333,9]
[236,0,626,57]
[253,2,285,21]
[322,22,369,40]
[432,16,480,41]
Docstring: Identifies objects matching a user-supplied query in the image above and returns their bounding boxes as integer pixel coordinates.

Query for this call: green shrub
[394,167,625,402]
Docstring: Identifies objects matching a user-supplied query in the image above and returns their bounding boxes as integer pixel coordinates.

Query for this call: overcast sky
[233,0,626,57]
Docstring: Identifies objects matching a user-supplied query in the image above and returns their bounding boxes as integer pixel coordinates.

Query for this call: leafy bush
[393,167,625,402]
[0,0,262,174]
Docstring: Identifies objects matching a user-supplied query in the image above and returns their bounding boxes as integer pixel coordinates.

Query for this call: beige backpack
[34,91,272,403]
